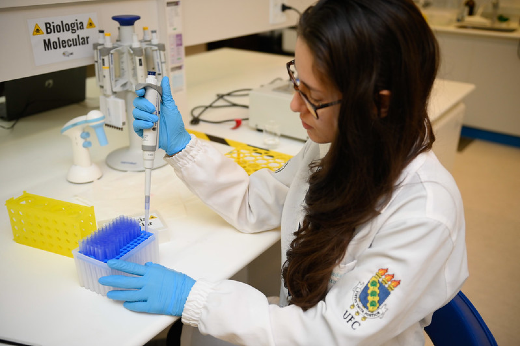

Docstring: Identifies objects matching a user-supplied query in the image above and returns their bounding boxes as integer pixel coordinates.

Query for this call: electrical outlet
[270,0,287,24]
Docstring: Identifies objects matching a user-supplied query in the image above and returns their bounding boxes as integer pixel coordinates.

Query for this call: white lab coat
[164,135,468,346]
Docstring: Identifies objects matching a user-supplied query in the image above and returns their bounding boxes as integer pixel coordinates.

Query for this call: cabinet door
[435,32,520,137]
[432,103,465,172]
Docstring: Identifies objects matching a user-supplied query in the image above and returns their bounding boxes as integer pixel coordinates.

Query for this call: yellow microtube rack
[5,191,97,258]
[224,144,291,175]
[187,129,292,175]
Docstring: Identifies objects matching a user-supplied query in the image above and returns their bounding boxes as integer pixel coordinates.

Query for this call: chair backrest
[424,291,498,346]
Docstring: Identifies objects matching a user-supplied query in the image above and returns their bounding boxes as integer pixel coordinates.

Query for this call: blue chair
[425,291,498,346]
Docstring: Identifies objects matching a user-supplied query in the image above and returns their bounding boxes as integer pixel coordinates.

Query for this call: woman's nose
[290,91,306,113]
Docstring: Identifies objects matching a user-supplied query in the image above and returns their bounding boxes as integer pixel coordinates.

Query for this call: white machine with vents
[248,79,308,141]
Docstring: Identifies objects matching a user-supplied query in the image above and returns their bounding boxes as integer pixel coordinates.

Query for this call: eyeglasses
[286,59,342,119]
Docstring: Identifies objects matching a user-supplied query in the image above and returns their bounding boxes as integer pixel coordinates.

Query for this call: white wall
[0,0,314,82]
[183,0,312,47]
[0,0,161,81]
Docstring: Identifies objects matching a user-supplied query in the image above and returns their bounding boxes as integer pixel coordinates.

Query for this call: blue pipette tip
[79,215,151,262]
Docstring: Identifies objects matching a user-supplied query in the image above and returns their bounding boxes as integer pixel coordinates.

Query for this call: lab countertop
[429,79,475,123]
[0,49,297,346]
[422,7,520,40]
[0,48,474,346]
[431,23,520,39]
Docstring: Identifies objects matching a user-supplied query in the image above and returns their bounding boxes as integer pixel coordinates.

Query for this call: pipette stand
[97,15,167,171]
[105,90,166,172]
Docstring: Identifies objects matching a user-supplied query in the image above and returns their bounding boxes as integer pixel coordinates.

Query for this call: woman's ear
[379,90,391,118]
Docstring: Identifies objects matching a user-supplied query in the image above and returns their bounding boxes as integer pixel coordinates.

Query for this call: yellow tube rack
[5,191,97,258]
[187,129,292,175]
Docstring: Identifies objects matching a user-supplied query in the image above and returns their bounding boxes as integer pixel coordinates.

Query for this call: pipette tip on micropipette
[141,71,161,234]
[144,168,151,233]
[144,199,150,232]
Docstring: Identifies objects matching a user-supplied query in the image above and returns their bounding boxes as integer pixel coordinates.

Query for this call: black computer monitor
[0,66,86,121]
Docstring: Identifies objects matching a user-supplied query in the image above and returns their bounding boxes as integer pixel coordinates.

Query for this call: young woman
[100,0,468,344]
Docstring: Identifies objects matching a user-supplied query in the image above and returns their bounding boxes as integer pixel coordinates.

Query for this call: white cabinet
[433,29,520,137]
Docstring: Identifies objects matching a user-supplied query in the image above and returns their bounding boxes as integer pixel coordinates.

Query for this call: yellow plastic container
[5,192,97,257]
[187,129,292,175]
[224,144,291,175]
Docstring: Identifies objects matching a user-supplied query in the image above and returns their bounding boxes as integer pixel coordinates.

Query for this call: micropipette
[140,71,162,232]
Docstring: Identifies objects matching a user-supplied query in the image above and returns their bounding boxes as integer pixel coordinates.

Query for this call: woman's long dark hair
[282,0,439,310]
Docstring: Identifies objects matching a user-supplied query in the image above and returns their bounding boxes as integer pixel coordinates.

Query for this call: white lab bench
[0,48,473,346]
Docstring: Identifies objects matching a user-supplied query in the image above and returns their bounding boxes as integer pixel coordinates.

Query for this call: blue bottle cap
[112,15,141,26]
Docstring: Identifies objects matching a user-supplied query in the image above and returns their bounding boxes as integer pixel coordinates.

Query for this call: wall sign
[27,13,98,66]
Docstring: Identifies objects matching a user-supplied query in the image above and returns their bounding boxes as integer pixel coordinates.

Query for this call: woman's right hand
[133,76,191,156]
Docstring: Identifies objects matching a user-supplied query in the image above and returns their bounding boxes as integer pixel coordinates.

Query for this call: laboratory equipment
[98,210,170,244]
[72,215,159,296]
[61,110,108,184]
[95,15,167,171]
[5,191,97,257]
[134,75,191,156]
[150,30,167,81]
[187,129,292,175]
[138,71,162,233]
[263,120,281,149]
[92,30,105,89]
[132,33,146,84]
[0,67,86,121]
[98,31,126,131]
[249,79,309,141]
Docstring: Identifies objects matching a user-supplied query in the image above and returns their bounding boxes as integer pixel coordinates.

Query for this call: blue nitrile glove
[98,259,195,316]
[133,76,191,155]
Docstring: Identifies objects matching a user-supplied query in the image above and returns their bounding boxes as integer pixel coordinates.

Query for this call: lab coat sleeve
[164,135,308,233]
[181,184,466,345]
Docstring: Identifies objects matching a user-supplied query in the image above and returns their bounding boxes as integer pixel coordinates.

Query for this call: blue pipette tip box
[97,210,170,244]
[72,215,159,296]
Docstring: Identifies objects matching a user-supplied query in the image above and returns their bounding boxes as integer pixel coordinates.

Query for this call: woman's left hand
[99,259,195,316]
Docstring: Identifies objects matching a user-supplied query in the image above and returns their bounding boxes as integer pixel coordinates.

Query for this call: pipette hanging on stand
[150,30,167,81]
[93,30,105,89]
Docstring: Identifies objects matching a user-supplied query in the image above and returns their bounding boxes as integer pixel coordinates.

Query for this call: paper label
[27,13,98,66]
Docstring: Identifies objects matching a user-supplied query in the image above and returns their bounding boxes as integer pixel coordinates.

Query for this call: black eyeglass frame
[286,59,342,119]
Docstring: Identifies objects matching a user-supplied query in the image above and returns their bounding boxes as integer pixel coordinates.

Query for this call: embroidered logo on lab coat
[345,268,401,327]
